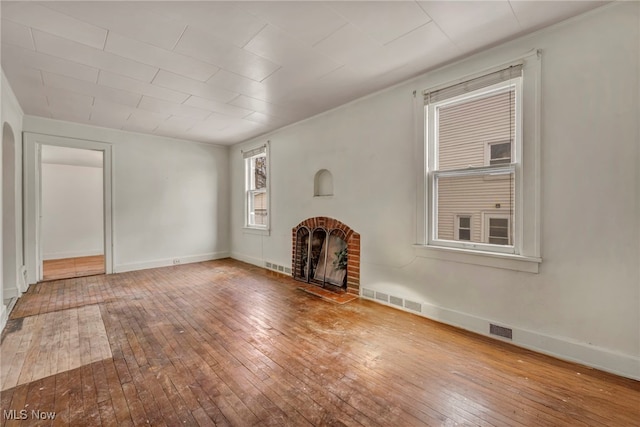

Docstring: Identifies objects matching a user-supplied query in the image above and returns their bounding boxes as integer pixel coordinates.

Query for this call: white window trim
[484,140,513,166]
[428,79,521,255]
[482,212,511,246]
[414,50,542,273]
[455,214,472,241]
[243,142,270,233]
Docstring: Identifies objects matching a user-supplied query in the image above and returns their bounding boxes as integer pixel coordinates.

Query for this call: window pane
[436,173,514,245]
[490,142,511,161]
[489,237,509,245]
[488,217,509,245]
[489,224,509,238]
[249,191,268,226]
[459,217,470,229]
[458,229,471,241]
[254,156,267,189]
[489,218,508,228]
[437,88,515,171]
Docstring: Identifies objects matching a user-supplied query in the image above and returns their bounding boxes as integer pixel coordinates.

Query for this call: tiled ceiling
[1,1,606,145]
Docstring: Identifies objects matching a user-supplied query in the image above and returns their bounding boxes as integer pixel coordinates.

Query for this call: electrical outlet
[172,259,180,265]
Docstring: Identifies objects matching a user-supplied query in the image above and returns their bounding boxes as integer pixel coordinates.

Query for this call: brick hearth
[291,217,360,296]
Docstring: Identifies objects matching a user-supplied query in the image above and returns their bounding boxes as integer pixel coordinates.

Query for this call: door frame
[24,133,113,284]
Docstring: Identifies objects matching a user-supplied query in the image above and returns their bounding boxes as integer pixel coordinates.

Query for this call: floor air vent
[362,288,375,298]
[490,324,513,340]
[404,300,422,313]
[375,292,389,303]
[265,262,291,275]
[390,295,403,307]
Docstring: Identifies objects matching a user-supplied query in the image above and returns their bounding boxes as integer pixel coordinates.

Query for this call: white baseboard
[229,252,264,268]
[43,250,104,260]
[114,252,230,273]
[362,294,640,381]
[3,285,19,300]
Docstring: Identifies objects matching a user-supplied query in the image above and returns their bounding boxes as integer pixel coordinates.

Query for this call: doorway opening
[23,133,113,286]
[40,145,105,281]
[2,122,19,305]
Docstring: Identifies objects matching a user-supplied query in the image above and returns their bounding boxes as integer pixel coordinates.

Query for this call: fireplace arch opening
[292,217,360,295]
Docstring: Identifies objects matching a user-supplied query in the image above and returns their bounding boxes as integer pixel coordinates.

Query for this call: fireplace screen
[294,226,347,288]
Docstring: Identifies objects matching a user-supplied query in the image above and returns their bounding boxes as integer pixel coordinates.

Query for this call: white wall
[1,71,25,330]
[41,162,104,260]
[23,117,230,274]
[230,3,640,379]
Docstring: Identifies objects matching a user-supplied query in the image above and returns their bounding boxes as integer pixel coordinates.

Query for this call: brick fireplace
[291,217,360,295]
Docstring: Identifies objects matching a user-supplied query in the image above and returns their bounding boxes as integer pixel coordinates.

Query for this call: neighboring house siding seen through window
[425,65,522,254]
[244,145,268,229]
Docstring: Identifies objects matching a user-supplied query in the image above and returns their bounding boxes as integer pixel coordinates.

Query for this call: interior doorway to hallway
[40,145,105,281]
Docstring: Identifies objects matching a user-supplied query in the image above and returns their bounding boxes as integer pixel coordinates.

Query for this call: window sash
[431,166,516,253]
[247,189,267,227]
[244,143,269,229]
[484,214,512,246]
[424,64,523,105]
[456,215,472,241]
[426,77,521,255]
[488,141,512,165]
[249,154,267,191]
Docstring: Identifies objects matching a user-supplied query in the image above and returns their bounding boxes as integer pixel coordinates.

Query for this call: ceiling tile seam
[36,3,109,50]
[181,95,244,120]
[414,2,458,49]
[138,96,212,121]
[324,4,384,48]
[237,92,289,110]
[507,1,523,30]
[203,69,260,94]
[105,28,268,85]
[258,64,282,84]
[171,25,189,52]
[311,21,350,48]
[27,26,36,51]
[241,22,269,49]
[102,30,109,51]
[149,69,162,86]
[27,26,164,85]
[382,21,433,47]
[226,94,243,107]
[102,31,220,83]
[2,41,101,84]
[95,68,193,104]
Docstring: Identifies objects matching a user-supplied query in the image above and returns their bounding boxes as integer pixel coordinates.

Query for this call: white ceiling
[1,1,607,146]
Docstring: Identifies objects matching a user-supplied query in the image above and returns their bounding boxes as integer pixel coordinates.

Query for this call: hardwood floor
[1,305,112,392]
[42,255,105,281]
[1,259,638,426]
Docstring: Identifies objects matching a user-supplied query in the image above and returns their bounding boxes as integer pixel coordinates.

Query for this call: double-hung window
[417,52,541,272]
[425,65,522,254]
[244,145,268,229]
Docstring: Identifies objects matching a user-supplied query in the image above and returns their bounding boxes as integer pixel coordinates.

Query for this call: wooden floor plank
[42,256,105,282]
[1,259,638,426]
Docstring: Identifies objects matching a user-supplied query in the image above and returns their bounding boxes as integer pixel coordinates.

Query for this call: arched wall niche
[313,169,333,197]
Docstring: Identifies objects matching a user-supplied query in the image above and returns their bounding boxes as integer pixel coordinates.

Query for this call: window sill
[243,227,270,236]
[413,244,541,273]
